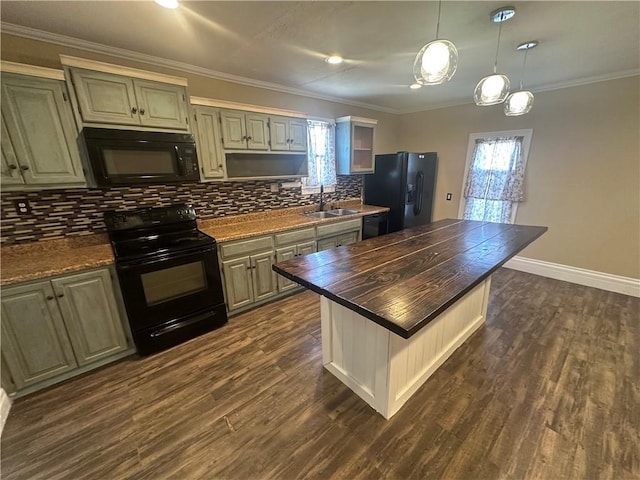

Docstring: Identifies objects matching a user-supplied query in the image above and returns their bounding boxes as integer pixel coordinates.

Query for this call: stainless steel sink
[303,211,335,219]
[303,209,360,219]
[326,209,360,216]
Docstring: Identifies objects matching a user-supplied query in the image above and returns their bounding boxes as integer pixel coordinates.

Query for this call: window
[301,119,336,194]
[458,129,533,224]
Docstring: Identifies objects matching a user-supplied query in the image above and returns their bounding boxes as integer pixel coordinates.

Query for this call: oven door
[116,246,225,331]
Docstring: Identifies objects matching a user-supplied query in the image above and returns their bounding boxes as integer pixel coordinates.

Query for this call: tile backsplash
[0,176,362,245]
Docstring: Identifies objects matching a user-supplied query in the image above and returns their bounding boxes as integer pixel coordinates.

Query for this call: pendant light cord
[435,0,442,40]
[519,48,529,89]
[493,20,503,73]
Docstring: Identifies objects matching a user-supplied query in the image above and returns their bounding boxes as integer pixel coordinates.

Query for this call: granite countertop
[273,219,547,338]
[0,201,389,287]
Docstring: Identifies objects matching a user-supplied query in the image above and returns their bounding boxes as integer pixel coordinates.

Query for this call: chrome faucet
[318,184,325,212]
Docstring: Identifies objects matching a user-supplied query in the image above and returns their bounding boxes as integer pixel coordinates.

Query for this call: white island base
[320,278,491,419]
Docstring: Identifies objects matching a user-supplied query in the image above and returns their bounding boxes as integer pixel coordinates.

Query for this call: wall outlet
[14,198,32,215]
[446,193,452,201]
[270,183,279,193]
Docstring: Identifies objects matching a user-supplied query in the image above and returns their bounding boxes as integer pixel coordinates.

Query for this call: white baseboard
[504,256,640,298]
[0,388,12,437]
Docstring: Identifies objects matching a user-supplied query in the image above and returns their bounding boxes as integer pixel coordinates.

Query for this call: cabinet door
[133,79,189,130]
[194,106,226,179]
[1,75,85,185]
[297,240,316,257]
[220,110,248,149]
[337,231,359,247]
[222,256,254,311]
[288,119,308,152]
[251,251,277,301]
[51,269,129,367]
[317,236,338,251]
[350,124,375,173]
[269,116,290,151]
[275,245,297,292]
[70,69,139,126]
[245,113,270,150]
[0,281,77,389]
[0,115,24,185]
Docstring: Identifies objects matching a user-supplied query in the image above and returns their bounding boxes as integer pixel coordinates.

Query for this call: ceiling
[1,1,639,114]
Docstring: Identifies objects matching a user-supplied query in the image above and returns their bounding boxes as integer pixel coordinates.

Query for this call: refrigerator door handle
[414,171,424,216]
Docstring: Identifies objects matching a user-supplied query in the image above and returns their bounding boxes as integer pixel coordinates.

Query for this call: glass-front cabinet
[335,116,377,174]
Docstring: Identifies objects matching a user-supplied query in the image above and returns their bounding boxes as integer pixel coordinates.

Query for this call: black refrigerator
[363,152,437,233]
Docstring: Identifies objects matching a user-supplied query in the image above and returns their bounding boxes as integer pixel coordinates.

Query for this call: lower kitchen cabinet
[316,218,362,252]
[274,227,316,292]
[0,267,133,396]
[219,235,277,312]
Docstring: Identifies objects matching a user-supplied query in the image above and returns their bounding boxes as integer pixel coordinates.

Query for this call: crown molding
[0,60,64,80]
[1,22,400,115]
[191,96,307,118]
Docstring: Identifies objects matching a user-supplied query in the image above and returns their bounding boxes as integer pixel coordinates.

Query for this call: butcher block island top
[273,218,548,339]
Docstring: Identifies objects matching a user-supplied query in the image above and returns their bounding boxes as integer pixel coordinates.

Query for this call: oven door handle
[117,246,216,270]
[149,311,212,338]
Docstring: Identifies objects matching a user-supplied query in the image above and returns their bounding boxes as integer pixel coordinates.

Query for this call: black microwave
[82,128,200,187]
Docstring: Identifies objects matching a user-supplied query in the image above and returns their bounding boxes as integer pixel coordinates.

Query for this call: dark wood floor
[2,268,638,479]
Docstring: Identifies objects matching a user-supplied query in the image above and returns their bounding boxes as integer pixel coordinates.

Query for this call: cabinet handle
[246,136,252,141]
[57,293,64,298]
[20,165,29,171]
[241,135,247,141]
[8,164,17,170]
[131,107,138,114]
[218,164,223,169]
[140,108,145,115]
[246,265,251,270]
[46,295,54,301]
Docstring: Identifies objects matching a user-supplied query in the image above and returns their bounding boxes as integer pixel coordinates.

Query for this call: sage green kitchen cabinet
[219,235,277,311]
[220,110,269,150]
[1,268,133,396]
[316,218,362,251]
[0,73,85,188]
[1,280,78,390]
[50,269,129,366]
[69,68,189,131]
[1,116,24,186]
[274,227,316,292]
[269,116,308,152]
[335,116,377,175]
[193,105,226,180]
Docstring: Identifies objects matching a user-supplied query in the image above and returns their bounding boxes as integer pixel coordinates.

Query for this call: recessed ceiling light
[409,83,422,89]
[155,0,179,9]
[325,55,343,65]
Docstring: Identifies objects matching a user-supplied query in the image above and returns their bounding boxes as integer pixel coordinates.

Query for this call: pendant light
[474,6,515,106]
[504,41,537,116]
[413,0,458,85]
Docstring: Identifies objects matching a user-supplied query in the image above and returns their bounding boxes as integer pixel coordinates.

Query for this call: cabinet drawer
[316,218,362,238]
[275,227,315,246]
[219,235,274,259]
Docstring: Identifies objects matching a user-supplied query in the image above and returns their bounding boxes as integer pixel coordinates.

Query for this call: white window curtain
[463,136,526,223]
[302,119,336,193]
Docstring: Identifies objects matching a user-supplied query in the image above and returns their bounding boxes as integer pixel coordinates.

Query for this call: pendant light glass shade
[474,6,515,106]
[504,90,534,115]
[413,1,458,85]
[474,73,510,105]
[413,40,458,85]
[504,40,538,116]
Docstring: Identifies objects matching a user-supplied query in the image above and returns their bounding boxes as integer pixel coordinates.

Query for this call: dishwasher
[362,212,389,240]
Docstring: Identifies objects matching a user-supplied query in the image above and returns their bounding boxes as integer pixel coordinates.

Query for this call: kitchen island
[273,218,547,418]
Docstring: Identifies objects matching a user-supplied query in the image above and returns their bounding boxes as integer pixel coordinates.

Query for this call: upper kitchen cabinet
[269,115,308,152]
[193,105,226,180]
[0,64,86,190]
[61,55,190,132]
[335,116,377,175]
[220,109,269,150]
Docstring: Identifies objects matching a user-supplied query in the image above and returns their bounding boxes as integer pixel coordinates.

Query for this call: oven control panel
[105,204,197,231]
